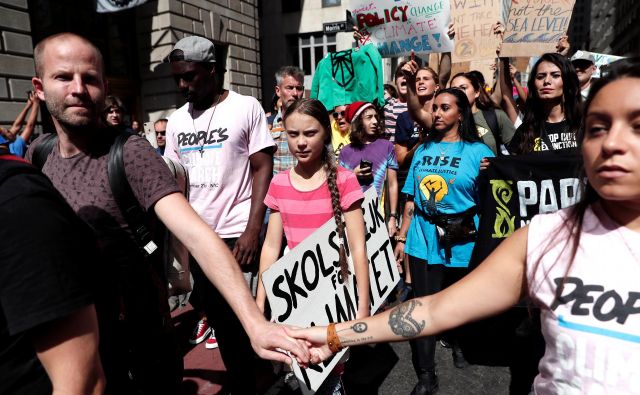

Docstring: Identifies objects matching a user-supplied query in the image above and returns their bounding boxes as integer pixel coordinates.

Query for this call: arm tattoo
[388,300,425,338]
[337,322,368,334]
[407,207,414,216]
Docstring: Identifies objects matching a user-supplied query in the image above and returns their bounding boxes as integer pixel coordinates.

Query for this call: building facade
[0,0,262,132]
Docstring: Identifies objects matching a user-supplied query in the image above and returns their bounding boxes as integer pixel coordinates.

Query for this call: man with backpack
[26,32,309,394]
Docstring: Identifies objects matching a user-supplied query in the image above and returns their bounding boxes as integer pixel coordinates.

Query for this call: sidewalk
[172,304,226,395]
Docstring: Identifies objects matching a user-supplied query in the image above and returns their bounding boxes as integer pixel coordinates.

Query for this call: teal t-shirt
[402,141,494,267]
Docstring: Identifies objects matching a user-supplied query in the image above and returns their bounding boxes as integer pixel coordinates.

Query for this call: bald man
[27,32,309,394]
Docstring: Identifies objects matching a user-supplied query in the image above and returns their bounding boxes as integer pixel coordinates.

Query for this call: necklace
[190,93,221,158]
[436,141,457,161]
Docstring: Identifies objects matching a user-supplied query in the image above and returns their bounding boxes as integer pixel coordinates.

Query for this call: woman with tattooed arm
[290,58,640,394]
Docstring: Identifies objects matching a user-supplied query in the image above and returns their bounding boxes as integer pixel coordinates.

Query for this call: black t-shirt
[0,157,94,394]
[395,111,422,152]
[507,119,577,154]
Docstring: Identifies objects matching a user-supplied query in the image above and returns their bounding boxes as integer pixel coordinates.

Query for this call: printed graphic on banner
[451,0,506,62]
[350,0,454,57]
[571,51,625,78]
[501,0,576,57]
[262,188,399,393]
[96,0,147,13]
[471,152,581,266]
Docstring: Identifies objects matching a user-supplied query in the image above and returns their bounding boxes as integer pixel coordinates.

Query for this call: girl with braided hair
[256,98,370,393]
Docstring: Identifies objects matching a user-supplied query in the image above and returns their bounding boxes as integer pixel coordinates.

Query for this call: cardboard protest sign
[350,0,454,57]
[571,50,625,78]
[501,0,576,57]
[262,187,399,393]
[451,0,505,62]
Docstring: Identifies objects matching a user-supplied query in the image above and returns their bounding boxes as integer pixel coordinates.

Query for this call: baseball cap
[571,52,595,65]
[165,36,216,63]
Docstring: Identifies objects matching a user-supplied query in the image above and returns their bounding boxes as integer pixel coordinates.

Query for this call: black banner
[471,151,581,267]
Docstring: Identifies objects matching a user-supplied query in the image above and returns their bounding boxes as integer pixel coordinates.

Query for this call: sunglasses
[156,131,166,136]
[332,111,345,119]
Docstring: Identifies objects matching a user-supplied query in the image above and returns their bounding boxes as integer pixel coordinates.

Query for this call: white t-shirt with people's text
[165,91,275,238]
[527,206,640,394]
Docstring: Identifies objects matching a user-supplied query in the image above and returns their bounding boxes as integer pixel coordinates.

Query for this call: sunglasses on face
[332,111,345,119]
[156,131,166,136]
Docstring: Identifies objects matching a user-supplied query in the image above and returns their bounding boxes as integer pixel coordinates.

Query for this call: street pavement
[175,304,512,395]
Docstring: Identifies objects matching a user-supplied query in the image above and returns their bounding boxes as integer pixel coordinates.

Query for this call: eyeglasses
[332,111,345,119]
[156,131,166,136]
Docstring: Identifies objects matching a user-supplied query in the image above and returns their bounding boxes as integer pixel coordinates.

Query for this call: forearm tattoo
[388,300,425,338]
[337,322,372,346]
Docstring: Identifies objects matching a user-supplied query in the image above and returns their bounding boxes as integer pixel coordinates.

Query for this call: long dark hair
[349,104,382,148]
[282,98,350,280]
[514,53,582,154]
[425,88,480,144]
[529,57,640,296]
[451,72,498,111]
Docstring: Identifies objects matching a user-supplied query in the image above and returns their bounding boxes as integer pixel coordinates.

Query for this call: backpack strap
[482,109,502,156]
[107,132,158,256]
[31,133,58,169]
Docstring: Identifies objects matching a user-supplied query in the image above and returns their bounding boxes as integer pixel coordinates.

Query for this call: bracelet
[389,212,399,220]
[327,323,342,354]
[394,235,407,243]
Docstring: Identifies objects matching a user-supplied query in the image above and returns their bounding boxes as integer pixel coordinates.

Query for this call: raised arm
[9,95,33,135]
[402,61,433,131]
[499,58,521,124]
[154,192,309,365]
[20,92,40,142]
[291,225,529,362]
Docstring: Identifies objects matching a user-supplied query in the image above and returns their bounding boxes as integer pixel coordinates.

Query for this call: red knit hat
[345,101,374,124]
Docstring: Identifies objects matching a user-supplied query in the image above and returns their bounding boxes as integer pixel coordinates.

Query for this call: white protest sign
[451,0,506,62]
[572,50,625,78]
[351,0,454,57]
[501,0,576,57]
[262,187,399,394]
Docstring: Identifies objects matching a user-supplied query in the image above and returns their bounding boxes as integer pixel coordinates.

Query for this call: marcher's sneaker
[410,371,439,395]
[189,318,211,345]
[205,331,219,349]
[438,339,451,349]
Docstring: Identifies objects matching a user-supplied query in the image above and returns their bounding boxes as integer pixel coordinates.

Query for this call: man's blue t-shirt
[9,136,26,157]
[403,140,494,267]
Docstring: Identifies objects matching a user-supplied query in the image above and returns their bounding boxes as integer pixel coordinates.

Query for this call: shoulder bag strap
[31,133,58,169]
[107,132,158,256]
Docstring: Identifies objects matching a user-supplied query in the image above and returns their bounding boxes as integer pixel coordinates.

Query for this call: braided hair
[283,98,350,280]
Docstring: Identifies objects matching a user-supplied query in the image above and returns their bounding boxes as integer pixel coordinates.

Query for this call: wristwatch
[389,212,399,220]
[394,235,406,243]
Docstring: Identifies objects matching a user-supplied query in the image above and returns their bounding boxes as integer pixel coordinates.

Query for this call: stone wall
[136,0,262,121]
[0,0,35,127]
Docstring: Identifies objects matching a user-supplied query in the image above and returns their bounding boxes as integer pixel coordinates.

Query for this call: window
[322,0,341,6]
[298,32,337,76]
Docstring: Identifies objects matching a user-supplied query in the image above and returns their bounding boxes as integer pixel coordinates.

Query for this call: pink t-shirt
[165,91,275,238]
[264,167,364,249]
[527,206,640,394]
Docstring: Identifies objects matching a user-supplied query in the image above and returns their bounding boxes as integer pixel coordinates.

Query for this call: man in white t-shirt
[164,36,275,393]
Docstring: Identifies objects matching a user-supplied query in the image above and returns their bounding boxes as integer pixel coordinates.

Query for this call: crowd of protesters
[0,14,637,395]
